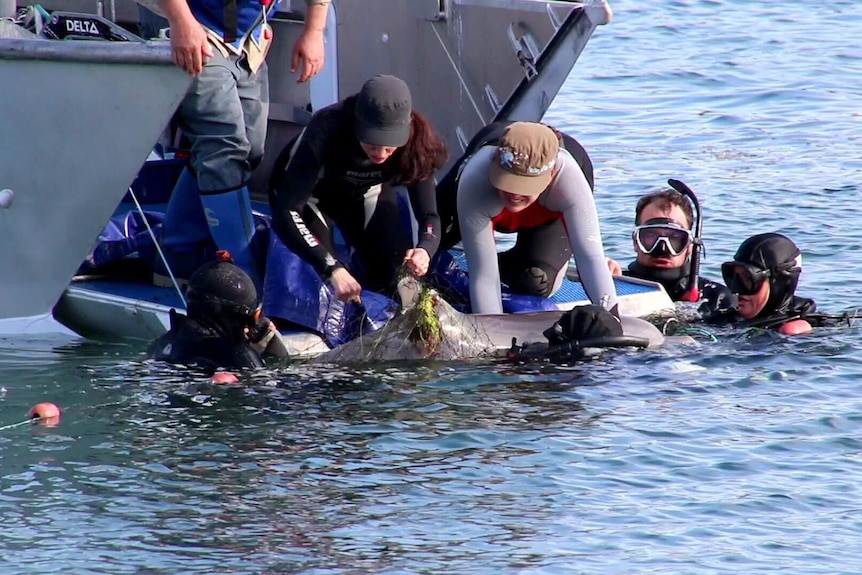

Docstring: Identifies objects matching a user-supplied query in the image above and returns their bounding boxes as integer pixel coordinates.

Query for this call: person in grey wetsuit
[455,122,618,316]
[269,75,448,303]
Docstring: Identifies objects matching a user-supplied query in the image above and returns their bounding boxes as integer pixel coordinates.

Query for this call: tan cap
[488,122,560,196]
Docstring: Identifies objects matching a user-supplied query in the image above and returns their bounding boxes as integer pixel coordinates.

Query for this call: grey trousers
[176,49,270,193]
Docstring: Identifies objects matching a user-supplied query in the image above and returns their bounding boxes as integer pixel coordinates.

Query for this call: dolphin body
[311,277,666,364]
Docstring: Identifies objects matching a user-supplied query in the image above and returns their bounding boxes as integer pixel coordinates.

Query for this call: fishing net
[641,301,703,335]
[311,272,497,363]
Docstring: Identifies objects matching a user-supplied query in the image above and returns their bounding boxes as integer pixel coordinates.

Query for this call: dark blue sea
[3,1,862,573]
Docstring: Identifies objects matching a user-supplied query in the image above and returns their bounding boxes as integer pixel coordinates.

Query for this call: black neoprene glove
[247,317,290,360]
[544,304,624,345]
[698,283,737,324]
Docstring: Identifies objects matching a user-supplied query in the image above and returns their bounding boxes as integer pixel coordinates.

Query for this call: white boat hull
[0,29,190,328]
[56,273,673,359]
[55,283,334,357]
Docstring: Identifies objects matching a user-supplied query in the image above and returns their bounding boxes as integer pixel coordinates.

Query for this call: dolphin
[311,276,669,364]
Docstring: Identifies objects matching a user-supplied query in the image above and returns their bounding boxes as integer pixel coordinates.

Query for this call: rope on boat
[127,186,187,308]
[428,24,486,127]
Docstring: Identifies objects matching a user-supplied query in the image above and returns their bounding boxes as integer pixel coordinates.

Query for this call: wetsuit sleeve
[269,126,341,276]
[406,177,441,258]
[542,152,618,312]
[456,147,506,315]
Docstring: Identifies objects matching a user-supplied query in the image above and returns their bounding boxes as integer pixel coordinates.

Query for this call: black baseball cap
[354,75,412,147]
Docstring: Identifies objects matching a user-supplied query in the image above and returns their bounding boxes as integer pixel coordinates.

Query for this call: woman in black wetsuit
[721,232,816,335]
[269,75,447,303]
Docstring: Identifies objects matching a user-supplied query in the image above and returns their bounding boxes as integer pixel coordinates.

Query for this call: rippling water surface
[3,1,862,573]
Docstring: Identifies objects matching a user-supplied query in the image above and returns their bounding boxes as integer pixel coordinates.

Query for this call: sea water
[2,1,862,573]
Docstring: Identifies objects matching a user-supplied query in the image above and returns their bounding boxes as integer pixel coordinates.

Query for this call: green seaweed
[409,287,442,352]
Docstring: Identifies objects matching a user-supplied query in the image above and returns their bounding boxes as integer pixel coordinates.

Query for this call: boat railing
[0,36,174,64]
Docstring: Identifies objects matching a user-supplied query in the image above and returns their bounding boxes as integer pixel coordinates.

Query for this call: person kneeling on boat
[149,258,289,371]
[447,121,619,317]
[606,186,734,319]
[268,75,448,303]
[718,232,818,335]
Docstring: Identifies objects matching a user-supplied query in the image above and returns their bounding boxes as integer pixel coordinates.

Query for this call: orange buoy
[29,402,62,427]
[210,372,240,385]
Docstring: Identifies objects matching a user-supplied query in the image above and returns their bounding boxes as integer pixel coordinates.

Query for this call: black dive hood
[733,232,802,319]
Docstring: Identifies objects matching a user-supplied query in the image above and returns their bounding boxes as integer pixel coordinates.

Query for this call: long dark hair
[395,110,448,186]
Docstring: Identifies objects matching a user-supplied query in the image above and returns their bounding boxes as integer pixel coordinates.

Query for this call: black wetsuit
[269,98,440,295]
[719,295,820,330]
[149,310,265,372]
[622,260,736,325]
[623,260,730,303]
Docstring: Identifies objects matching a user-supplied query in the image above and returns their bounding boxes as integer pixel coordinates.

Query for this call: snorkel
[667,178,703,302]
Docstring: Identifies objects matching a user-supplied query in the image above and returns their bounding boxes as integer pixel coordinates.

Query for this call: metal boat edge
[0,19,191,330]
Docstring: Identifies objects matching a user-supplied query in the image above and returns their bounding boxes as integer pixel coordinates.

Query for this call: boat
[0,6,191,335]
[5,1,674,356]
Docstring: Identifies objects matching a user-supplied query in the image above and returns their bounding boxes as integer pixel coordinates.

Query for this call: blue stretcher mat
[449,251,659,304]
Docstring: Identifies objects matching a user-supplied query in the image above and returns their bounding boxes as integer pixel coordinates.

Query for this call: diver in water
[149,257,289,372]
[720,232,816,335]
[607,185,733,319]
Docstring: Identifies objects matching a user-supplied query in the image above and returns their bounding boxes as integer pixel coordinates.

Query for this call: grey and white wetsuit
[456,145,617,315]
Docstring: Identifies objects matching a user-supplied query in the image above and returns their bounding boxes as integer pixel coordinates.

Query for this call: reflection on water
[4,328,862,573]
[4,0,862,572]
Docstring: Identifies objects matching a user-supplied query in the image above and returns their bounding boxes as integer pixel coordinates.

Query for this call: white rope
[127,186,187,308]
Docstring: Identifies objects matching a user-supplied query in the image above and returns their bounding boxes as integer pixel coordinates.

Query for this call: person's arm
[247,317,290,360]
[269,130,340,277]
[403,177,441,276]
[292,1,330,83]
[157,0,213,76]
[456,147,505,315]
[544,152,619,312]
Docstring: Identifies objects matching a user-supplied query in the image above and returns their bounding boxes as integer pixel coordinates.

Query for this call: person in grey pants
[153,0,330,287]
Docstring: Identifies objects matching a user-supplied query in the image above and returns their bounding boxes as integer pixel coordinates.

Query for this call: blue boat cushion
[80,210,165,272]
[261,231,397,347]
[78,209,269,281]
[430,250,573,313]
